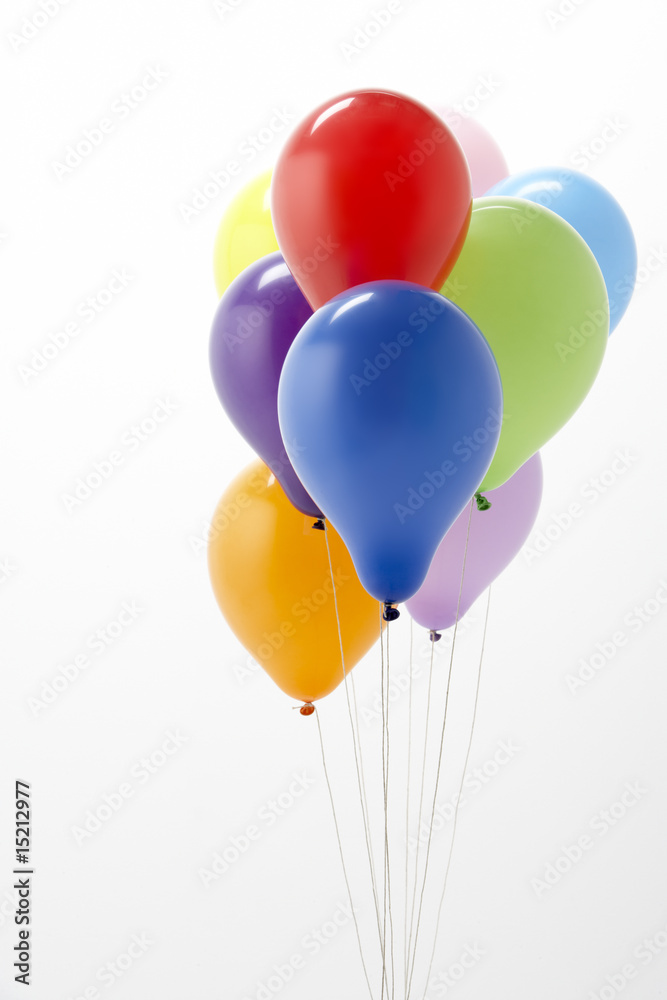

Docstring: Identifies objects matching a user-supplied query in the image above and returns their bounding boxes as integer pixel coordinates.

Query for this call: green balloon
[442,197,608,491]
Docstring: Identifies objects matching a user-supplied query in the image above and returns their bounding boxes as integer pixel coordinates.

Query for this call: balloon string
[420,585,492,1000]
[350,668,384,940]
[380,606,388,1000]
[405,630,435,985]
[315,708,375,1000]
[403,618,414,992]
[385,618,396,1000]
[406,498,474,1000]
[323,523,387,994]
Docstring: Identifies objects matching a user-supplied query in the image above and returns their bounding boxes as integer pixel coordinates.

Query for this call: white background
[1,0,666,998]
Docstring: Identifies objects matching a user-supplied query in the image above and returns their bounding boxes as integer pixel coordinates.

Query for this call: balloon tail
[428,630,442,643]
[474,491,491,511]
[299,702,315,716]
[312,518,325,530]
[383,601,400,622]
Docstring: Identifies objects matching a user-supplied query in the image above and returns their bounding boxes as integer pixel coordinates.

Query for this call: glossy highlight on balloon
[209,252,320,518]
[213,170,278,296]
[278,281,503,604]
[208,461,380,703]
[488,167,637,332]
[442,197,609,491]
[406,452,543,631]
[272,90,472,309]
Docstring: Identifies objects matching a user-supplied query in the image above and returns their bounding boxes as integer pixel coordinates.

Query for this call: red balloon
[271,90,472,310]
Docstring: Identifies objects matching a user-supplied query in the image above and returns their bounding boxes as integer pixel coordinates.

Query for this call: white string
[385,619,396,1000]
[420,586,492,998]
[405,634,436,983]
[315,708,375,1000]
[406,500,474,1000]
[403,617,414,992]
[322,525,386,993]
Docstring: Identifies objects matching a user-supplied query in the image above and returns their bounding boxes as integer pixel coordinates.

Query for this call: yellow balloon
[208,461,380,704]
[212,170,279,296]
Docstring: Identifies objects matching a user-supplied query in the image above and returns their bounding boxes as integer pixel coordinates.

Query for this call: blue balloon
[277,281,503,604]
[487,167,636,333]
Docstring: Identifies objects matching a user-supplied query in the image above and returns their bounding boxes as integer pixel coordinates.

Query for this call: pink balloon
[406,453,543,631]
[439,109,509,197]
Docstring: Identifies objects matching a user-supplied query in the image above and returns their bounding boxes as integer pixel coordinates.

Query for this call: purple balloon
[209,252,321,518]
[405,453,543,630]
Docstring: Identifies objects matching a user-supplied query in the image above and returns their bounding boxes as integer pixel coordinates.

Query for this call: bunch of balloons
[207,89,636,710]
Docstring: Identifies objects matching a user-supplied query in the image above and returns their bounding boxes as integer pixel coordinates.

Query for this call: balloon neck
[383,602,400,622]
[429,630,442,643]
[299,702,315,716]
[475,492,492,511]
[312,518,325,531]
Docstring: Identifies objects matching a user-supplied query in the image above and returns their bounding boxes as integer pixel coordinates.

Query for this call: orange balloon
[208,461,381,703]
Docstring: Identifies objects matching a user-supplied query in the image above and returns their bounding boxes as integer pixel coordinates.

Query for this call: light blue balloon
[277,281,503,605]
[487,167,636,332]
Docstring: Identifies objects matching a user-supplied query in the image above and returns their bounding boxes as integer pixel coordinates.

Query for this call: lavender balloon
[406,453,543,631]
[209,252,321,518]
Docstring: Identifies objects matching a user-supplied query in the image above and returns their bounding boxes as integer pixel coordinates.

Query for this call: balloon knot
[312,518,325,531]
[429,630,442,643]
[299,702,315,716]
[475,492,492,511]
[383,602,400,622]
